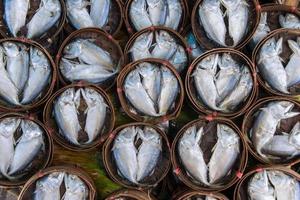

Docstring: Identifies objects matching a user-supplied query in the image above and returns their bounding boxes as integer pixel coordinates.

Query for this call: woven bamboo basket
[173,189,229,200]
[105,189,157,200]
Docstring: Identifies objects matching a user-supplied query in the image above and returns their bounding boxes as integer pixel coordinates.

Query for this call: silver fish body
[0,118,20,178]
[208,124,240,184]
[21,47,51,104]
[279,13,300,29]
[90,0,110,28]
[54,88,81,145]
[147,0,167,26]
[34,172,65,200]
[251,12,270,48]
[3,42,29,91]
[130,32,153,61]
[136,127,161,181]
[152,31,177,60]
[218,66,253,112]
[169,45,188,72]
[129,0,152,31]
[178,126,209,185]
[199,0,227,46]
[285,38,300,87]
[248,171,275,200]
[112,127,138,183]
[4,0,29,36]
[27,0,61,39]
[66,0,94,29]
[9,120,44,175]
[164,0,182,30]
[63,174,88,200]
[158,66,179,115]
[124,69,158,117]
[193,54,220,111]
[258,37,289,94]
[81,88,107,144]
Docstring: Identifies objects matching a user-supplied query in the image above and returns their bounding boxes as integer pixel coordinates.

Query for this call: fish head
[140,127,161,146]
[283,14,300,25]
[217,124,239,147]
[249,171,272,192]
[267,170,293,187]
[179,126,202,147]
[240,66,253,86]
[289,122,300,148]
[221,0,238,9]
[30,47,49,68]
[82,88,105,106]
[268,101,299,120]
[198,54,218,73]
[218,53,238,70]
[260,12,268,25]
[44,0,61,12]
[64,39,83,58]
[133,32,153,50]
[259,38,280,60]
[21,120,43,139]
[115,127,137,143]
[3,42,20,57]
[156,31,176,47]
[60,88,76,103]
[40,172,65,190]
[0,118,20,137]
[65,174,87,194]
[124,69,142,88]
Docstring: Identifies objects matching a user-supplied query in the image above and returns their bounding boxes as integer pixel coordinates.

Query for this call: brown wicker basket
[63,0,123,36]
[0,113,53,187]
[242,96,300,165]
[102,122,171,189]
[0,0,66,49]
[43,83,115,151]
[171,117,248,192]
[105,189,157,200]
[276,0,299,7]
[116,58,184,124]
[56,28,124,90]
[18,165,96,200]
[233,165,300,200]
[124,0,188,34]
[173,189,229,200]
[0,38,57,112]
[252,28,300,97]
[185,48,258,119]
[191,0,261,49]
[123,26,191,71]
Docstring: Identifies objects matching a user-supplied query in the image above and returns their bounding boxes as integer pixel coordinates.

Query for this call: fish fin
[288,39,300,55]
[276,37,283,55]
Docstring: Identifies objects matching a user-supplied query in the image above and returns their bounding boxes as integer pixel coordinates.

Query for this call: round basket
[116,58,184,124]
[105,189,157,200]
[18,165,96,200]
[102,122,171,189]
[0,38,57,112]
[64,0,123,36]
[124,0,188,34]
[252,28,300,97]
[0,113,53,187]
[0,0,66,48]
[171,117,248,192]
[185,48,258,119]
[173,189,229,200]
[43,83,115,151]
[242,96,300,165]
[191,0,261,49]
[233,165,300,200]
[56,28,124,90]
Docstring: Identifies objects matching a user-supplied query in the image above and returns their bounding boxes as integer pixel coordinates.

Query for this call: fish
[129,0,152,31]
[63,174,88,200]
[251,12,270,48]
[3,42,29,91]
[151,31,177,60]
[54,88,81,145]
[193,54,221,111]
[164,0,182,30]
[208,124,240,184]
[60,58,117,84]
[221,0,248,46]
[26,0,61,39]
[4,0,29,36]
[247,170,275,200]
[178,126,209,185]
[136,127,161,181]
[63,39,114,70]
[279,13,300,29]
[9,120,44,175]
[258,37,289,94]
[169,45,188,72]
[262,122,300,159]
[0,118,20,178]
[185,31,204,60]
[251,101,300,158]
[112,127,138,183]
[199,0,227,46]
[21,47,51,104]
[124,69,158,117]
[129,32,153,61]
[268,171,297,200]
[90,0,110,28]
[218,66,253,112]
[158,66,179,115]
[66,0,94,29]
[34,172,65,200]
[0,46,20,105]
[285,38,300,87]
[215,53,241,103]
[137,62,161,103]
[146,0,167,26]
[81,88,107,144]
